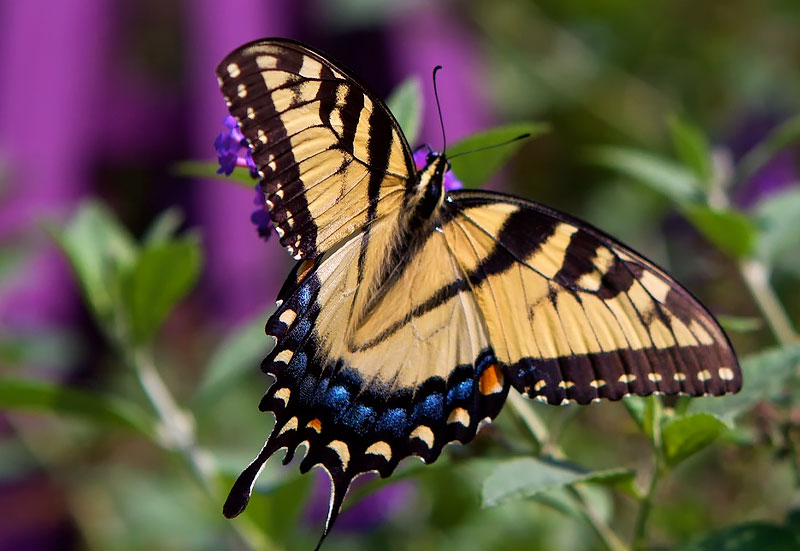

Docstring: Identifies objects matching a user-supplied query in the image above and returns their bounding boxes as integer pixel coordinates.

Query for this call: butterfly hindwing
[224,219,511,538]
[216,39,415,259]
[442,190,741,405]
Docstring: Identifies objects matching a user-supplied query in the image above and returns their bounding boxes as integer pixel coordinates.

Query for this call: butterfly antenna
[447,133,532,160]
[432,65,447,153]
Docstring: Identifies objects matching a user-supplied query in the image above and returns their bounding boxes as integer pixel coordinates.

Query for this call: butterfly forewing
[216,39,415,259]
[443,190,741,405]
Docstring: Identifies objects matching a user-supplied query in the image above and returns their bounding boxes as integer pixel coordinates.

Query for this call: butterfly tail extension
[222,435,277,518]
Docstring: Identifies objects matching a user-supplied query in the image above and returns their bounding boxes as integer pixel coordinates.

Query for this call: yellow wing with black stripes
[216,38,414,260]
[215,37,741,549]
[443,190,741,404]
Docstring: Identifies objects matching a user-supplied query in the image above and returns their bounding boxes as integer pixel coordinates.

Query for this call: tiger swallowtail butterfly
[215,38,741,546]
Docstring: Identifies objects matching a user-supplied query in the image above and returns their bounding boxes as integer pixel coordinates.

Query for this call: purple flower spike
[214,115,258,177]
[413,146,463,191]
[412,146,432,171]
[250,185,274,242]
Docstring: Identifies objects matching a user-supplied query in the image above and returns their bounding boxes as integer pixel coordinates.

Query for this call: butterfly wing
[216,38,415,259]
[224,217,509,538]
[222,188,740,541]
[442,190,741,404]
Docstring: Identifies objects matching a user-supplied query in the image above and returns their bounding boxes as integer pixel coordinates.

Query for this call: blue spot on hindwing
[287,318,311,343]
[324,385,350,411]
[298,373,325,405]
[413,393,443,423]
[447,379,474,406]
[339,404,376,434]
[295,285,312,310]
[475,352,496,374]
[286,351,307,377]
[377,408,408,438]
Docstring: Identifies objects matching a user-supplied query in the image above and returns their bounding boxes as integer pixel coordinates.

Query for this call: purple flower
[214,116,274,241]
[214,115,258,177]
[250,185,274,242]
[728,114,799,208]
[413,146,463,191]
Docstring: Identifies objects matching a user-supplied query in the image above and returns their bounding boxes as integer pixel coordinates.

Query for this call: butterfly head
[414,145,451,186]
[421,151,450,181]
[401,150,449,225]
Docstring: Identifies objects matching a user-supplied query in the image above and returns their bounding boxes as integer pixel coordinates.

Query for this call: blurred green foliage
[3,2,800,550]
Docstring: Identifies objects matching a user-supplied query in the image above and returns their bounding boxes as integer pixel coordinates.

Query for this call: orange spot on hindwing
[479,364,504,395]
[307,418,322,433]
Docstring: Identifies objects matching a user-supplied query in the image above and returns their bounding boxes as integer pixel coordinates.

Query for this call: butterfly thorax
[342,155,450,347]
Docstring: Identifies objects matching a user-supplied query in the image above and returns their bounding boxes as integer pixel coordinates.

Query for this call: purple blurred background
[0,0,490,334]
[0,2,489,547]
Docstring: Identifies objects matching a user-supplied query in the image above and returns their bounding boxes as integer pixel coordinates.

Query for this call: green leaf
[0,329,83,371]
[716,314,763,334]
[661,413,727,466]
[753,188,800,265]
[667,115,713,185]
[682,204,758,259]
[689,522,800,551]
[194,315,273,404]
[49,201,138,325]
[122,236,203,344]
[623,395,664,445]
[586,146,704,204]
[386,77,423,146]
[173,160,257,189]
[643,394,663,447]
[688,344,800,422]
[482,456,634,507]
[449,122,549,189]
[622,395,647,431]
[0,378,156,438]
[737,114,800,185]
[143,208,184,245]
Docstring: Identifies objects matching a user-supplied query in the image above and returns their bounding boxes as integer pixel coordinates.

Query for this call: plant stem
[632,459,662,549]
[126,346,272,551]
[568,486,629,551]
[507,392,628,551]
[739,259,799,347]
[130,348,215,490]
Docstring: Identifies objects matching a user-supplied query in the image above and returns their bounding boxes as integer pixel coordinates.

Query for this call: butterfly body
[216,38,741,544]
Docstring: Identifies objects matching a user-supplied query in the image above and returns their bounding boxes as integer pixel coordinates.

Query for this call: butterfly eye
[426,152,436,165]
